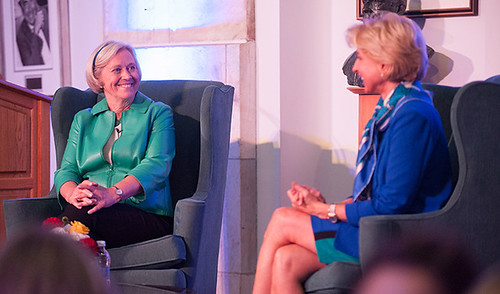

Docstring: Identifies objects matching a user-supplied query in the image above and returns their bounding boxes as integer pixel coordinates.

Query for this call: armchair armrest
[171,194,208,279]
[359,215,398,267]
[304,261,362,294]
[4,197,62,237]
[359,210,444,267]
[173,196,205,246]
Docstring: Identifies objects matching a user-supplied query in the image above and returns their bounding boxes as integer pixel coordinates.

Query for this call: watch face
[114,186,123,195]
[328,204,336,217]
[328,204,337,223]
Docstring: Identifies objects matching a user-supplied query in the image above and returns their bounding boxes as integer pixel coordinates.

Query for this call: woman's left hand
[84,184,121,215]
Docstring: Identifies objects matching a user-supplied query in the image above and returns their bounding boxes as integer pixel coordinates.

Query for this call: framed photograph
[1,0,61,94]
[11,0,53,71]
[357,0,478,19]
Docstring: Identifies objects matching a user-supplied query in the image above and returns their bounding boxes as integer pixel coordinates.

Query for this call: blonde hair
[85,40,142,93]
[346,12,428,82]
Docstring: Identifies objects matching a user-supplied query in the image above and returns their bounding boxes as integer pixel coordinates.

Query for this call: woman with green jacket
[54,40,175,248]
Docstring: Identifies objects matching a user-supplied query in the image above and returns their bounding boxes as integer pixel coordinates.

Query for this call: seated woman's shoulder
[150,100,173,112]
[397,97,439,118]
[139,93,173,113]
[74,107,94,120]
[147,100,174,122]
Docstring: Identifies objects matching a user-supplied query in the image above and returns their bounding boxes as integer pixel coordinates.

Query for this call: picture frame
[1,0,61,95]
[357,0,478,19]
[11,0,53,72]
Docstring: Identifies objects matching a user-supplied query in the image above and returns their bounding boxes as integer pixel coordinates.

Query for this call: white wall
[255,0,359,245]
[255,0,282,247]
[422,1,500,85]
[255,0,500,248]
[68,0,104,89]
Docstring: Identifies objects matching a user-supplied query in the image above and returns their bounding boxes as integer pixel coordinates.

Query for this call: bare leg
[271,244,325,294]
[253,207,324,294]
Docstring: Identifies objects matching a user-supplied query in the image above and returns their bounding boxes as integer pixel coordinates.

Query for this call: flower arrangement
[42,217,98,254]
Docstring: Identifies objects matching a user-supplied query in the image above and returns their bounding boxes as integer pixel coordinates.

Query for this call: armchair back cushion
[422,84,460,189]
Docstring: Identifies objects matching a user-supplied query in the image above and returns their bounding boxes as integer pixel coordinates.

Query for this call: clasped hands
[287,182,351,220]
[67,180,120,214]
[287,182,327,217]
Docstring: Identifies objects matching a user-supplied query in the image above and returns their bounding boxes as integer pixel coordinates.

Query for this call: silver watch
[113,185,123,201]
[328,204,338,223]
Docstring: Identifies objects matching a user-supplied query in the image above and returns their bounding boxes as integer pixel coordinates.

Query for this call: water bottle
[96,240,111,285]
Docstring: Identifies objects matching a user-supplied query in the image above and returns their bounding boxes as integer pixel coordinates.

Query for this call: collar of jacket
[90,91,152,116]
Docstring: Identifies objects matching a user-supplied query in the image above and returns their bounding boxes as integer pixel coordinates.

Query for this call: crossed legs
[253,207,326,294]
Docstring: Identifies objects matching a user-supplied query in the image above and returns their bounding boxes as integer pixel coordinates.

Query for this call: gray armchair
[304,77,500,293]
[3,80,234,294]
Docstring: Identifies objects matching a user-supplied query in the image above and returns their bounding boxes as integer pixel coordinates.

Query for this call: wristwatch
[328,204,338,223]
[113,185,123,201]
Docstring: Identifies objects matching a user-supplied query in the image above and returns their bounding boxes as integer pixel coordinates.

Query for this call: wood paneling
[0,79,51,241]
[348,87,379,144]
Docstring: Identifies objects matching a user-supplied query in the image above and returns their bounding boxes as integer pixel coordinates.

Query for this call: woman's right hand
[287,182,325,207]
[61,180,98,209]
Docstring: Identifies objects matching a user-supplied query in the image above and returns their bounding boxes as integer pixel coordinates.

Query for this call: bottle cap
[97,240,106,247]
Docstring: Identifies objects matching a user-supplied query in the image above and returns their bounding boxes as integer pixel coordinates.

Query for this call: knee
[270,207,296,225]
[265,207,295,235]
[263,207,310,248]
[273,246,296,274]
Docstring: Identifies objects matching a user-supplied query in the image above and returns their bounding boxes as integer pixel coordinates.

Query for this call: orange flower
[69,221,90,235]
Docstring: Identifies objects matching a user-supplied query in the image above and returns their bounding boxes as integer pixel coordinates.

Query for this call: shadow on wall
[412,17,455,84]
[415,15,474,85]
[423,52,454,84]
[424,48,474,85]
[278,132,357,204]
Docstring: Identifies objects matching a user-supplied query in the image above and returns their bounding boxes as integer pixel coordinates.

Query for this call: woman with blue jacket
[253,12,452,293]
[54,41,175,248]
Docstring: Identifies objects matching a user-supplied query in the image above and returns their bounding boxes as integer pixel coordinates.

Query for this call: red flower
[80,237,98,254]
[42,217,63,229]
[42,217,98,254]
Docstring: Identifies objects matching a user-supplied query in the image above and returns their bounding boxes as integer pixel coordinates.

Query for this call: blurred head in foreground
[0,228,110,294]
[355,230,480,294]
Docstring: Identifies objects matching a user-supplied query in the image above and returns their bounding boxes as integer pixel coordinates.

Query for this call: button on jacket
[54,92,175,216]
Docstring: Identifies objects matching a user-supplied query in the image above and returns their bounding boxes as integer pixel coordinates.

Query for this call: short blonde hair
[346,12,428,82]
[85,40,142,93]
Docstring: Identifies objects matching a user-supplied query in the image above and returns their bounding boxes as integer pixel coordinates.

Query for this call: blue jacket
[54,92,175,216]
[336,90,452,257]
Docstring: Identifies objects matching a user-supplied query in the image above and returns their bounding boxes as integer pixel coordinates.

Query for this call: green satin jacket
[54,92,175,216]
